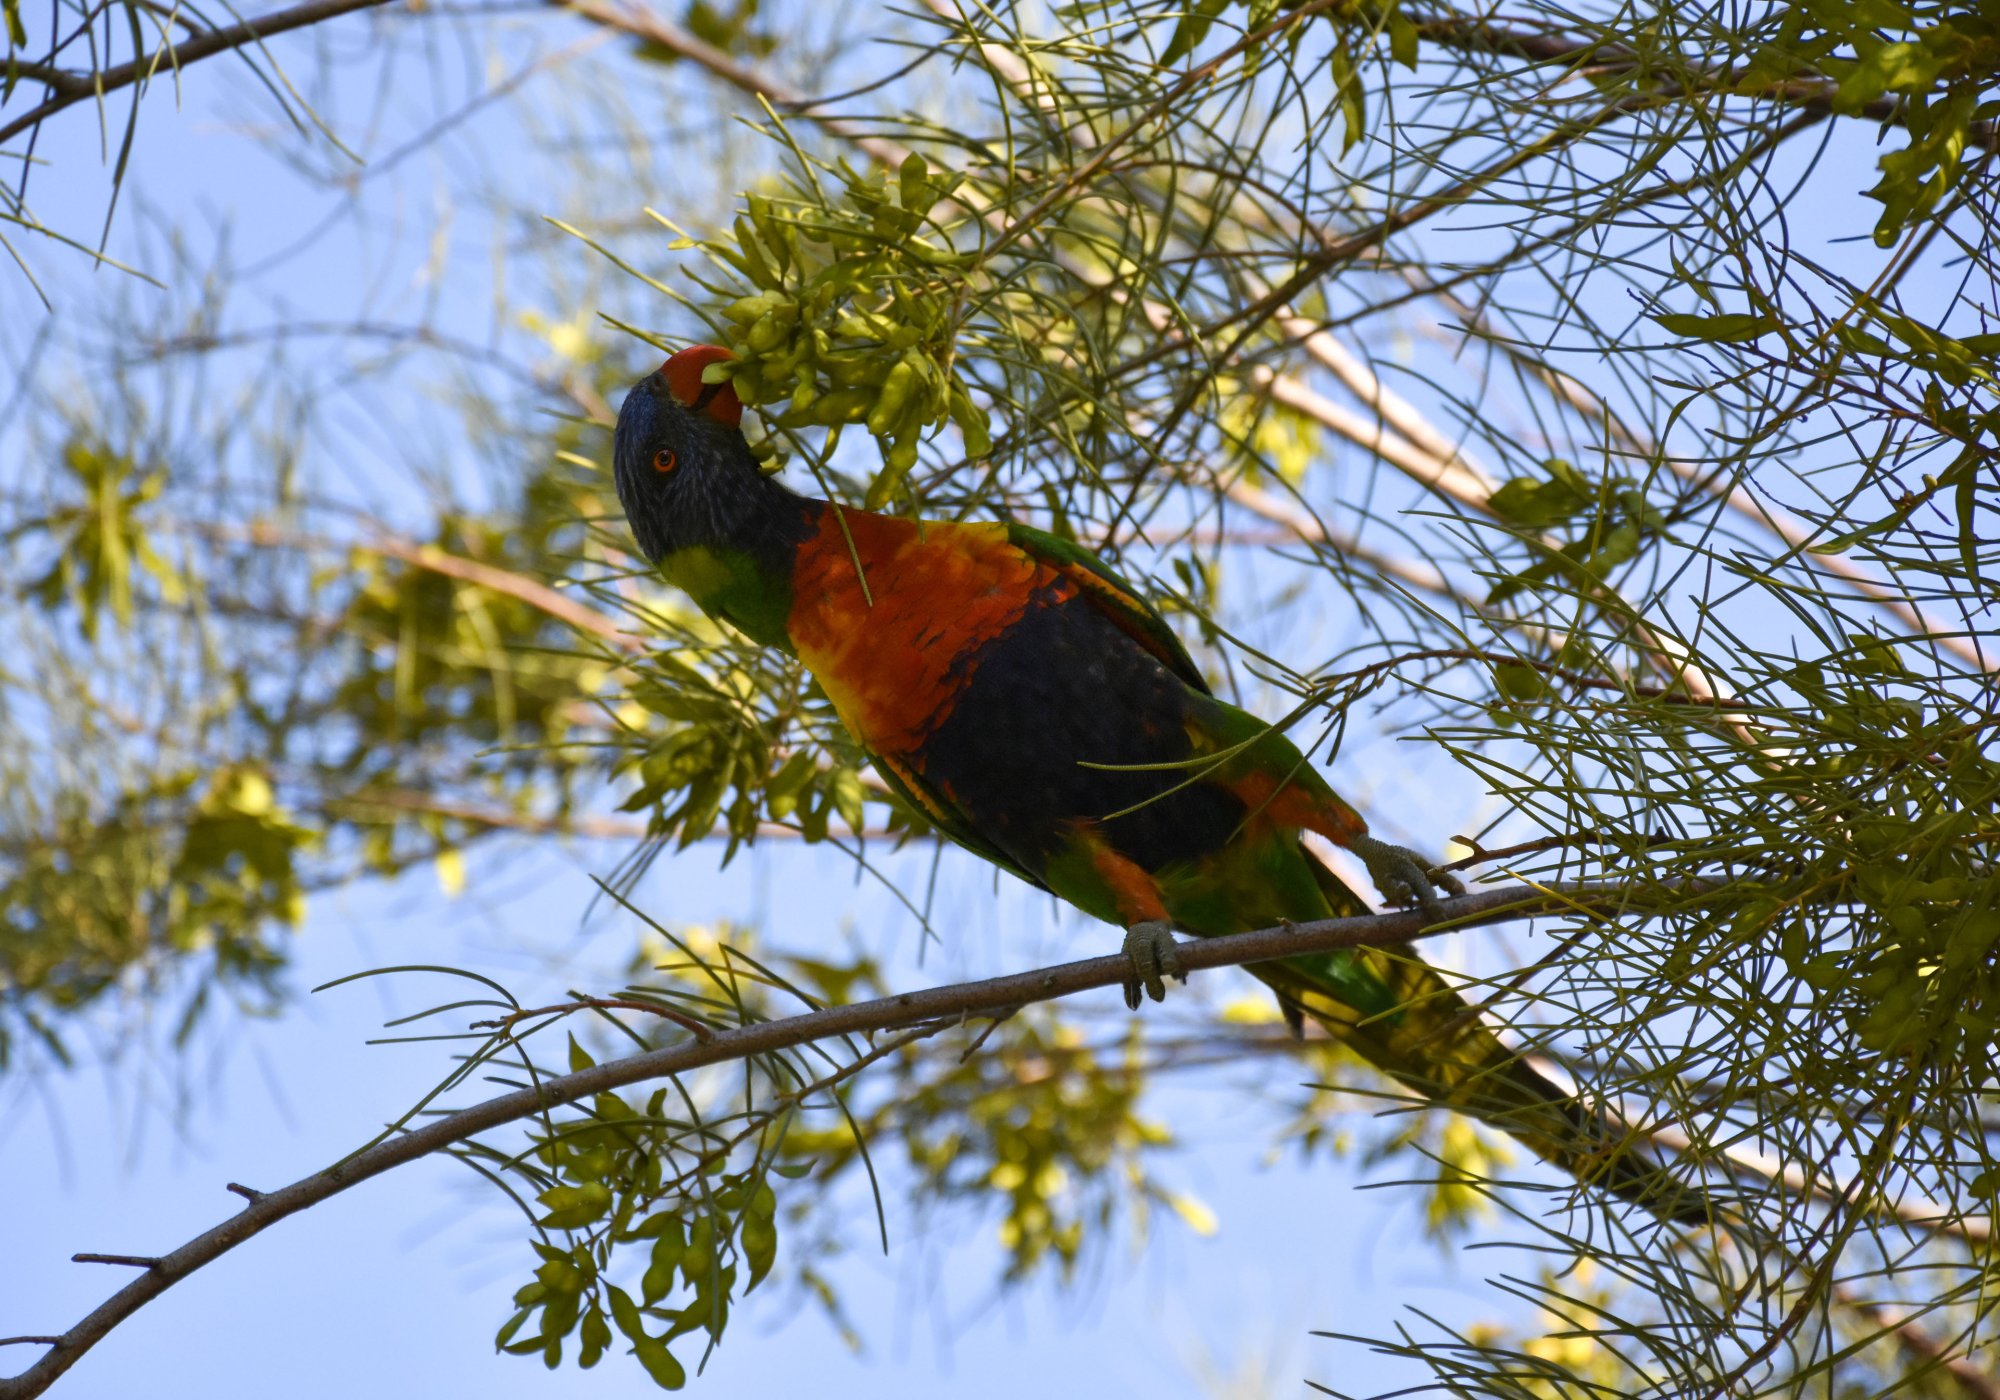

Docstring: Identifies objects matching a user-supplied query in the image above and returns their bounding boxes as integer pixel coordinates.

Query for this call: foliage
[7,0,2000,1395]
[0,421,619,1062]
[358,924,1223,1389]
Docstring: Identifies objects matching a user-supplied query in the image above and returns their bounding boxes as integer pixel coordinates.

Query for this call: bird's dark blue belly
[912,585,1245,876]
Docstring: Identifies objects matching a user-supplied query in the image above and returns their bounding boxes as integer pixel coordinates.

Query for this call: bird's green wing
[1004,522,1210,695]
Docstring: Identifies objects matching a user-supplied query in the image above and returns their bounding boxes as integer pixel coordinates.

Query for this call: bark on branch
[0,878,1710,1399]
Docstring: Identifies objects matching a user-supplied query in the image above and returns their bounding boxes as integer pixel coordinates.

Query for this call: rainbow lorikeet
[613,345,1698,1223]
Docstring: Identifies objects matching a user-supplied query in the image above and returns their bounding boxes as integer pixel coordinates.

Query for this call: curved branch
[0,878,1714,1399]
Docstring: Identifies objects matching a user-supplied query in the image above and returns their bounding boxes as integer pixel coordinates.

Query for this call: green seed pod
[899,151,930,212]
[948,380,992,458]
[866,359,920,436]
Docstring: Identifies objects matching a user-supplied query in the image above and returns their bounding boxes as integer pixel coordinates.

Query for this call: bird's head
[612,344,766,562]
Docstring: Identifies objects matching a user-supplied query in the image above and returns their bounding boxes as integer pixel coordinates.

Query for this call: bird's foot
[1350,833,1465,924]
[1121,920,1185,1010]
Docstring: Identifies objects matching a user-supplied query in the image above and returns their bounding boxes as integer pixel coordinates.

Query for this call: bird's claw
[1350,834,1464,924]
[1121,919,1184,1009]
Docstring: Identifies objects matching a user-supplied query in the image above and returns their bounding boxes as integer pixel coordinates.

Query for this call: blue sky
[4,4,1968,1396]
[9,828,1540,1398]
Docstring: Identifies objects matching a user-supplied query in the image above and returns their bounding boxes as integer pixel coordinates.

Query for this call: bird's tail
[1251,848,1711,1228]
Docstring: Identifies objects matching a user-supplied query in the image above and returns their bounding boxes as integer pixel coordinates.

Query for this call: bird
[612,343,1703,1225]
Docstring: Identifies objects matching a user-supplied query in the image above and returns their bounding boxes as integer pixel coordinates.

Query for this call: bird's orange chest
[787,512,1057,754]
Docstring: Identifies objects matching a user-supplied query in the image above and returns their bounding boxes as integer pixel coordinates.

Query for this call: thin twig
[68,1255,159,1269]
[957,1006,1016,1063]
[471,994,715,1042]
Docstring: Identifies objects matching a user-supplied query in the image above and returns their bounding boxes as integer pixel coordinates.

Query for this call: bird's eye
[653,448,678,474]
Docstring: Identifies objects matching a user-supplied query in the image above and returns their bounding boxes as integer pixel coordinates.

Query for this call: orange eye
[652,448,678,474]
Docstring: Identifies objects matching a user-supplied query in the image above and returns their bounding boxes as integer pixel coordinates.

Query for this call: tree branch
[325,787,895,843]
[1409,7,1999,151]
[1832,1284,2000,1400]
[193,518,642,650]
[1643,1122,1992,1247]
[0,878,1715,1399]
[0,0,400,148]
